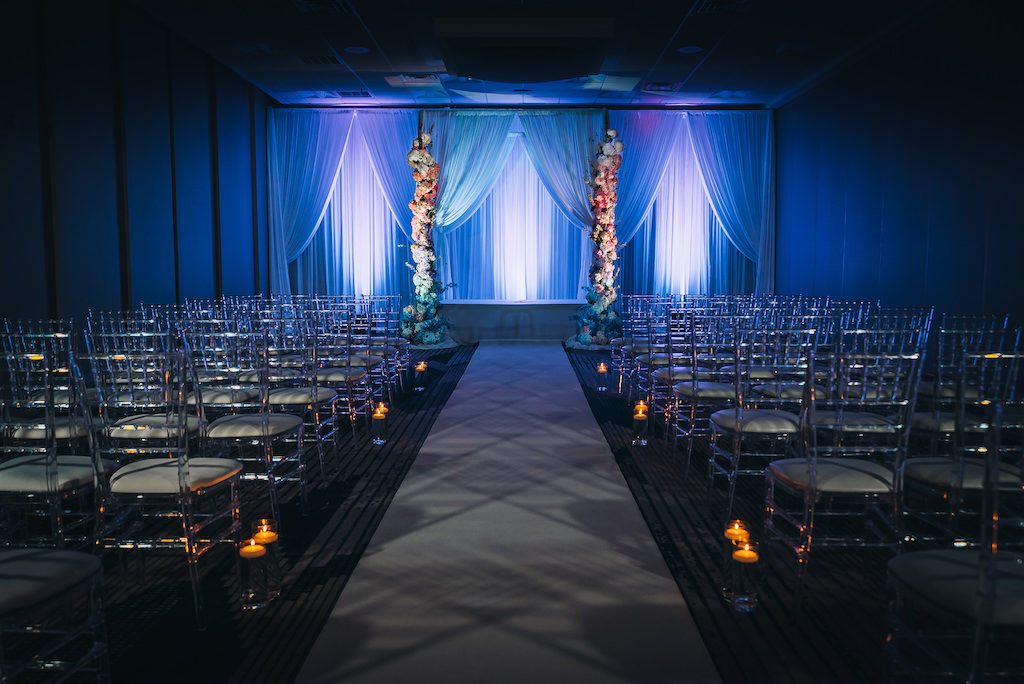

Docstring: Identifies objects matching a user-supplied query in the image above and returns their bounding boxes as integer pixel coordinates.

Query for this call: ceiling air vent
[297,54,341,66]
[642,82,680,92]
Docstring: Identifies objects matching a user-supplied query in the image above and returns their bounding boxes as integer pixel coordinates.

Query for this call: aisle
[297,342,720,683]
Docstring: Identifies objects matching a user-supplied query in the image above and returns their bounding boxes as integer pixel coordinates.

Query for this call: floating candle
[724,520,749,542]
[253,525,278,545]
[732,542,759,564]
[239,539,266,559]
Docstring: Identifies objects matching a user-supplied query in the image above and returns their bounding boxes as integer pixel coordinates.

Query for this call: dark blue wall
[0,0,271,322]
[775,6,1023,319]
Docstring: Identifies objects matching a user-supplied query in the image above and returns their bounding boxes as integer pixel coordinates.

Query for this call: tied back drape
[686,111,775,293]
[423,111,517,235]
[517,110,604,230]
[268,109,354,293]
[608,110,686,247]
[355,110,419,237]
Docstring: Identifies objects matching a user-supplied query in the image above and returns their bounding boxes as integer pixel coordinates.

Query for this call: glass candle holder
[596,362,608,392]
[723,520,749,543]
[252,518,279,545]
[370,404,388,445]
[722,539,761,612]
[413,361,428,391]
[239,537,282,610]
[632,401,649,446]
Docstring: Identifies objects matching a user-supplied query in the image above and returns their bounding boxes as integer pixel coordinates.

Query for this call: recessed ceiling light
[344,46,369,54]
[676,46,702,54]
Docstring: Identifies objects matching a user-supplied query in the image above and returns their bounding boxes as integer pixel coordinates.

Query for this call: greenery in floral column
[399,130,450,344]
[575,127,624,345]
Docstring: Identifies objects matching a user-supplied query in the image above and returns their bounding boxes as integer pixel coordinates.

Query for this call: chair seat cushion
[237,368,303,383]
[621,343,667,355]
[754,382,825,400]
[316,367,368,384]
[187,387,260,405]
[904,456,1021,490]
[910,412,987,433]
[651,366,700,383]
[674,381,736,399]
[268,387,338,405]
[711,408,800,434]
[272,353,305,368]
[811,410,896,432]
[636,353,686,367]
[109,413,202,439]
[0,455,104,493]
[109,457,243,495]
[721,365,777,380]
[206,413,303,439]
[0,549,102,615]
[329,355,383,369]
[768,457,894,494]
[888,549,1024,627]
[918,380,980,400]
[7,417,89,440]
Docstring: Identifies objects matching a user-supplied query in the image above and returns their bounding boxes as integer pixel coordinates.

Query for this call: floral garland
[399,130,449,345]
[575,127,624,346]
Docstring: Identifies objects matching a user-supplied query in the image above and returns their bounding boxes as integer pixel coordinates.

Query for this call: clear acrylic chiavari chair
[765,327,925,588]
[86,349,242,629]
[887,394,1024,682]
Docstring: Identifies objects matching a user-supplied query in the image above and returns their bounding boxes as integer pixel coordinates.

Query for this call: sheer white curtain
[423,110,518,235]
[517,110,604,230]
[620,123,712,294]
[291,123,411,300]
[268,109,354,293]
[687,111,775,293]
[436,135,588,300]
[609,110,686,246]
[356,110,419,238]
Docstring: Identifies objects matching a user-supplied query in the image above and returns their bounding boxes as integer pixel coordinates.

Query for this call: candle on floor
[413,361,428,391]
[732,541,759,564]
[632,401,649,446]
[724,520,749,543]
[239,539,266,559]
[371,405,388,445]
[596,362,608,392]
[253,518,279,545]
[723,540,761,612]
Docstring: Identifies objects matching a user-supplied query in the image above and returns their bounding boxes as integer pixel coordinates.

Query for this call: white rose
[597,155,612,167]
[602,142,615,156]
[420,132,431,146]
[614,140,624,153]
[607,128,618,138]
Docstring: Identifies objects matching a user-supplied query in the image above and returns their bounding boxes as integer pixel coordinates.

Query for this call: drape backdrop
[269,109,770,300]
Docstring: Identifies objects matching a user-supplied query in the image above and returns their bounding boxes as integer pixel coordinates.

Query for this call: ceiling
[135,0,941,108]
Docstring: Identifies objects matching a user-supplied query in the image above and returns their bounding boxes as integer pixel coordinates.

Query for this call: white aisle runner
[298,342,720,683]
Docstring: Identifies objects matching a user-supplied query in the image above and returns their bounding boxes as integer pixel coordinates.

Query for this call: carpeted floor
[298,342,720,684]
[564,347,891,684]
[100,344,476,684]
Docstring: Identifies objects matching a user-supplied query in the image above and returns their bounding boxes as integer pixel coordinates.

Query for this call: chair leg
[181,495,205,631]
[263,442,281,524]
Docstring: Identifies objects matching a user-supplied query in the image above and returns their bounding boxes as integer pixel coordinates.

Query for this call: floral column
[575,127,624,346]
[399,130,449,345]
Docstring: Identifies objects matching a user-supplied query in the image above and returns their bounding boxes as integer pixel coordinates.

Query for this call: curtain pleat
[686,111,775,293]
[268,109,354,293]
[517,110,604,231]
[423,110,518,235]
